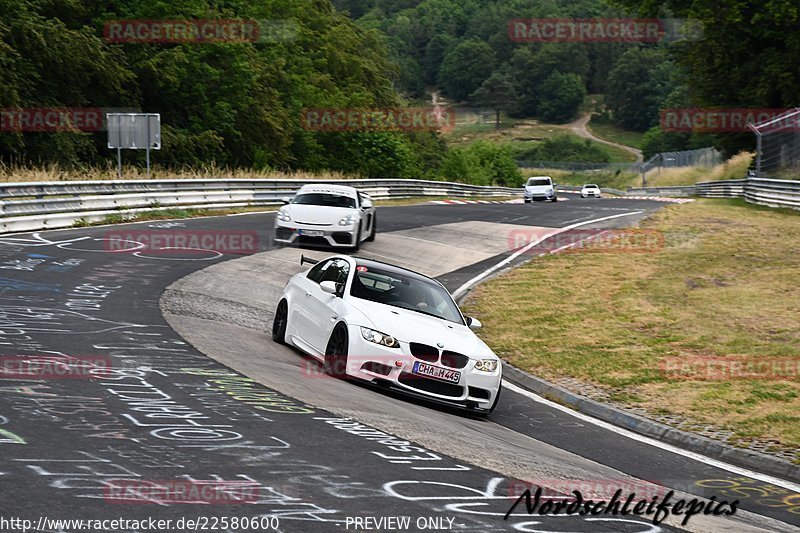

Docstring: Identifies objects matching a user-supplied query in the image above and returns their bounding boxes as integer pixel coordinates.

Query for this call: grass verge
[587,115,645,150]
[462,198,800,455]
[0,164,355,183]
[642,152,754,187]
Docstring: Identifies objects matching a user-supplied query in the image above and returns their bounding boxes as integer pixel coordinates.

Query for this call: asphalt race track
[0,195,797,533]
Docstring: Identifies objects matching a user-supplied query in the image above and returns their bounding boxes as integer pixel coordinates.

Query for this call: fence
[0,178,522,234]
[640,147,723,186]
[751,108,800,178]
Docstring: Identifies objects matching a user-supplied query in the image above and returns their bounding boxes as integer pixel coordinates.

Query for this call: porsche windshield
[293,193,356,209]
[350,265,464,324]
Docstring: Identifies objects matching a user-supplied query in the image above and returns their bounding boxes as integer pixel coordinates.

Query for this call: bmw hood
[349,299,495,359]
[286,204,356,225]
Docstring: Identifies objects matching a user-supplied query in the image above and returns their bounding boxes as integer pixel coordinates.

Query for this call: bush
[516,135,611,163]
[440,141,522,186]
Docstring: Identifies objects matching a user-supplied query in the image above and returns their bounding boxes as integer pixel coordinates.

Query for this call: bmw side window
[306,260,331,283]
[319,259,350,288]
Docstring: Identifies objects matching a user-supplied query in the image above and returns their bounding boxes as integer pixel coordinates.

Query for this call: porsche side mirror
[466,316,482,330]
[281,197,291,205]
[320,281,338,295]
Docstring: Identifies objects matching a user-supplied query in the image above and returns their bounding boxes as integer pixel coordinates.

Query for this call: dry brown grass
[643,152,754,187]
[462,198,800,452]
[0,163,356,182]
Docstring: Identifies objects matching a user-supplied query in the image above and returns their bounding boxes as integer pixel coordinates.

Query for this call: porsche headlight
[277,209,291,222]
[474,359,498,372]
[339,214,357,226]
[360,327,399,348]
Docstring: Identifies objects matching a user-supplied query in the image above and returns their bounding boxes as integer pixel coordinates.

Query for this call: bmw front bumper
[342,325,502,411]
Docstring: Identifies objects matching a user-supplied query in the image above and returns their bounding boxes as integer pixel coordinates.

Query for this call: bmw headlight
[360,327,400,348]
[474,359,498,372]
[277,209,291,222]
[339,214,357,226]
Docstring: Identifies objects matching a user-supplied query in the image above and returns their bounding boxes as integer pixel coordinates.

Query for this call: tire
[478,382,502,417]
[272,299,288,344]
[324,324,349,378]
[366,215,376,242]
[488,382,502,413]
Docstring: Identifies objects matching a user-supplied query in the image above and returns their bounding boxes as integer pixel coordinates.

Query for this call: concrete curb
[502,363,800,483]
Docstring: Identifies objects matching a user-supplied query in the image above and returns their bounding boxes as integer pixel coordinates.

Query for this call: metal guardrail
[0,178,522,233]
[627,185,698,197]
[556,185,627,196]
[630,177,800,210]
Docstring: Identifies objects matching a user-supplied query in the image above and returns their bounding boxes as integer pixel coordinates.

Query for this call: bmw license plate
[412,361,461,383]
[299,230,324,237]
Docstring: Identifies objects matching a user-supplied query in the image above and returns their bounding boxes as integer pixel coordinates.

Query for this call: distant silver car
[274,184,376,251]
[581,184,601,198]
[524,176,557,202]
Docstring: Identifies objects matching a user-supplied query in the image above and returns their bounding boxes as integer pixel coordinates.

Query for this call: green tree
[469,72,517,129]
[537,71,586,123]
[437,39,496,102]
[611,0,800,109]
[605,47,676,132]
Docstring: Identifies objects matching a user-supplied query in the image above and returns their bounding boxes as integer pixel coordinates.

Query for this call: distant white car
[524,176,557,202]
[272,255,503,414]
[581,184,601,198]
[274,184,376,251]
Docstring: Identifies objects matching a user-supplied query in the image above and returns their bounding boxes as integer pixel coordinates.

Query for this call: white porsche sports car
[274,184,376,250]
[272,255,503,414]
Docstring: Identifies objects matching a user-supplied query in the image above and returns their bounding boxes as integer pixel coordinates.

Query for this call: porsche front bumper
[274,220,358,247]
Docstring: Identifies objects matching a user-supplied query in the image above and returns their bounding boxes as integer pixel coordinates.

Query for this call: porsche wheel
[324,323,349,378]
[366,215,376,242]
[272,300,288,345]
[352,222,362,252]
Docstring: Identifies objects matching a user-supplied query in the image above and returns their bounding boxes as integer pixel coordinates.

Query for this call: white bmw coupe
[274,184,376,251]
[272,255,502,414]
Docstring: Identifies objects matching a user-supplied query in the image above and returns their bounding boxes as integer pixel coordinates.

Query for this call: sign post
[107,113,161,178]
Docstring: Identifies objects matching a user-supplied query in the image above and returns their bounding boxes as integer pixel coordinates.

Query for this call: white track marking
[452,211,644,299]
[503,381,800,493]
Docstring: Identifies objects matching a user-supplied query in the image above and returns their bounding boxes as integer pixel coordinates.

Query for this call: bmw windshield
[350,266,464,325]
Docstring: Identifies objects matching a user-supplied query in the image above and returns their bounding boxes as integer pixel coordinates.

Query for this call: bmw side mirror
[466,317,482,330]
[281,197,291,205]
[320,281,338,295]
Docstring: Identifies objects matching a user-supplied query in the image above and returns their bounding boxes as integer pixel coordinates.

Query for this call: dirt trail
[568,114,643,163]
